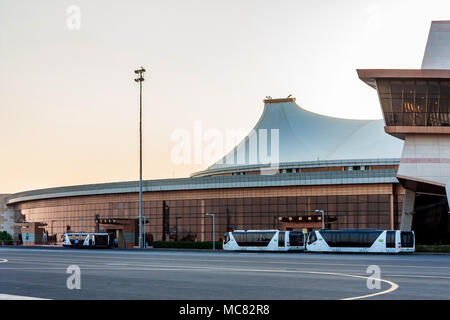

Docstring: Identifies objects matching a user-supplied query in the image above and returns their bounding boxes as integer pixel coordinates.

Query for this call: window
[94,234,108,246]
[321,230,382,247]
[308,232,317,244]
[289,232,304,246]
[377,79,450,127]
[224,233,230,244]
[401,231,414,248]
[278,231,285,247]
[386,231,395,248]
[232,231,276,247]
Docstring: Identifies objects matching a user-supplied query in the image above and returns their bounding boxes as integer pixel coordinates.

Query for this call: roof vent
[263,97,296,104]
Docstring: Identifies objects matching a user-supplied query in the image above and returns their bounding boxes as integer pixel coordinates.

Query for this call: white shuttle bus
[306,229,415,253]
[62,233,111,249]
[223,230,306,251]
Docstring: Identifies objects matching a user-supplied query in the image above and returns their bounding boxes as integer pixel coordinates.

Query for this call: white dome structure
[192,97,403,177]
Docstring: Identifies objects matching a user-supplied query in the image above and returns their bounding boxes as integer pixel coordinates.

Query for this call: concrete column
[400,189,416,231]
[446,183,450,211]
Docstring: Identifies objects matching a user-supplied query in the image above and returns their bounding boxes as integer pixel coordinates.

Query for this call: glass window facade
[14,184,403,244]
[377,79,450,126]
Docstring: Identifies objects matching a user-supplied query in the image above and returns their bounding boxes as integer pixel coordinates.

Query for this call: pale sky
[1,0,449,193]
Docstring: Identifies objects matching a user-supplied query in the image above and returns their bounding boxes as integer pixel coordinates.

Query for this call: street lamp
[205,213,215,250]
[315,209,325,230]
[134,66,146,248]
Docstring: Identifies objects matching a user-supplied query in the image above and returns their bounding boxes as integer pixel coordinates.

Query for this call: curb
[412,251,450,255]
[0,245,225,253]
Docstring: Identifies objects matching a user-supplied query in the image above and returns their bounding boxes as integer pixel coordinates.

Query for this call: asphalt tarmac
[0,248,449,300]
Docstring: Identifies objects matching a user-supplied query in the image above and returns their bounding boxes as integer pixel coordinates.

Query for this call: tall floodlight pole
[315,209,325,230]
[205,213,215,250]
[135,67,146,248]
[143,216,146,248]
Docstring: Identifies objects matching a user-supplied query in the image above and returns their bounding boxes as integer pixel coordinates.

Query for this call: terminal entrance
[413,193,450,244]
[397,178,450,244]
[95,217,139,248]
[278,215,336,233]
[106,229,125,248]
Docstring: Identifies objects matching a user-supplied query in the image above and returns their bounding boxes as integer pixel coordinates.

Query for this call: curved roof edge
[6,166,399,206]
[191,158,400,177]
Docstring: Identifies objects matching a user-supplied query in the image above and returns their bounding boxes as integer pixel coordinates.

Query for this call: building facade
[358,21,450,243]
[7,178,404,247]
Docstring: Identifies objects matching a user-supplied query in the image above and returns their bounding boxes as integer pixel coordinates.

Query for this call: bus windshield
[401,231,414,248]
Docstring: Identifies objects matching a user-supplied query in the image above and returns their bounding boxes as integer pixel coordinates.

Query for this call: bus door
[386,231,396,252]
[289,232,304,248]
[278,232,285,248]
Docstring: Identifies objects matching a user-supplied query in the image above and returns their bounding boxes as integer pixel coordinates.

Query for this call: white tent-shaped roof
[194,98,403,176]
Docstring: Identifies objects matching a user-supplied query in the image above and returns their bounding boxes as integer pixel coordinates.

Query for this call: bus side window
[278,232,285,247]
[308,232,317,244]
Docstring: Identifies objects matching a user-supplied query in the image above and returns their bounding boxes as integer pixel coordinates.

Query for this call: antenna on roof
[287,94,292,98]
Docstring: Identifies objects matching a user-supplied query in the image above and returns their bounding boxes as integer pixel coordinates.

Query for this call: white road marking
[0,294,49,300]
[7,253,440,299]
[1,264,449,281]
[5,255,450,270]
[337,274,398,300]
[0,258,50,300]
[120,264,399,300]
[192,265,400,300]
[7,262,395,300]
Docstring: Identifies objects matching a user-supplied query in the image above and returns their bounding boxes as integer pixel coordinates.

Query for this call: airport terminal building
[1,97,405,247]
[1,21,449,247]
